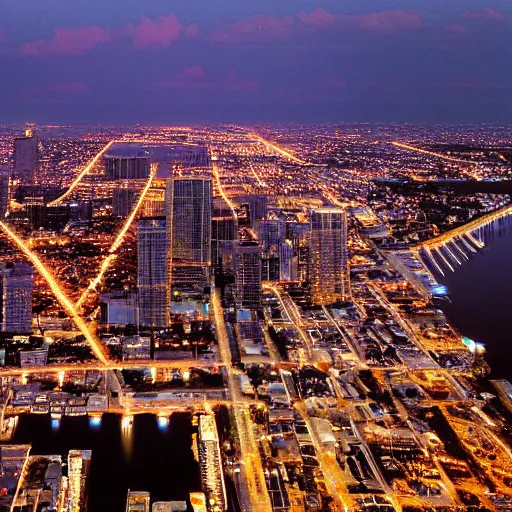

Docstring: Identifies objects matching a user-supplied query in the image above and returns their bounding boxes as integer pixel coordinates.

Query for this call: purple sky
[1,0,510,123]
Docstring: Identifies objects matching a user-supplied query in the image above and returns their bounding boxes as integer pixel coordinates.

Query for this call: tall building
[67,450,91,512]
[0,167,9,218]
[113,187,139,217]
[309,208,350,305]
[198,414,227,512]
[259,218,285,281]
[126,491,150,512]
[137,217,169,329]
[234,229,262,310]
[0,262,33,333]
[104,155,150,180]
[13,127,39,184]
[167,178,212,294]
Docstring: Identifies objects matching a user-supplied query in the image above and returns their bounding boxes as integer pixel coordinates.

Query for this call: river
[9,413,201,511]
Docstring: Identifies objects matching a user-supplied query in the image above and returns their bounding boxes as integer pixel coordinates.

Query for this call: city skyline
[0,0,510,123]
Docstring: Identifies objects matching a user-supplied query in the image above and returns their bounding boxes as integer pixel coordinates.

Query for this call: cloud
[350,10,422,32]
[322,76,347,89]
[21,14,198,56]
[153,66,211,88]
[210,8,422,44]
[429,80,502,91]
[49,81,88,93]
[297,8,336,28]
[21,26,112,56]
[462,8,505,21]
[210,14,294,43]
[128,14,182,48]
[220,69,260,92]
[151,67,259,93]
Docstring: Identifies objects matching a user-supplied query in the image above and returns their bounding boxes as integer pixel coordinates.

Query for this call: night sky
[1,0,510,123]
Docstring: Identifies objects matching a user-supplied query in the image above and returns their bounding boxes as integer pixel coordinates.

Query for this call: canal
[9,413,201,512]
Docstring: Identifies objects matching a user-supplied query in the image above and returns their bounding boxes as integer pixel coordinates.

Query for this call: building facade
[137,217,169,329]
[309,208,350,305]
[0,262,33,333]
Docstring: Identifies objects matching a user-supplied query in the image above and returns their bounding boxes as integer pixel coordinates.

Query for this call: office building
[142,188,165,217]
[0,262,33,333]
[167,178,212,294]
[113,187,139,217]
[212,214,237,274]
[198,414,227,512]
[13,125,38,184]
[122,335,151,361]
[137,217,169,329]
[259,219,285,281]
[99,292,138,326]
[126,491,150,512]
[105,155,150,180]
[0,167,9,218]
[68,450,91,512]
[309,208,350,305]
[234,229,262,310]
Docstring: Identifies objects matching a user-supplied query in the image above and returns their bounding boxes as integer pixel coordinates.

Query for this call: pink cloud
[21,25,112,56]
[49,81,87,93]
[153,66,211,89]
[128,14,182,48]
[21,13,196,56]
[151,67,259,93]
[184,23,200,39]
[220,69,260,92]
[211,14,294,43]
[211,9,422,44]
[429,80,502,91]
[462,8,505,21]
[449,24,466,33]
[323,76,347,89]
[297,8,336,28]
[351,10,422,31]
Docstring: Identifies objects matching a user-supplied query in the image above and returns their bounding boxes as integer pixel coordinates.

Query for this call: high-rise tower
[166,178,212,294]
[137,217,169,329]
[13,124,39,184]
[309,208,350,305]
[0,262,33,333]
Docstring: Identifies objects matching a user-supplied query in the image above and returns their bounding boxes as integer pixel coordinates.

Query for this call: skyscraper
[197,414,227,512]
[166,178,212,293]
[234,229,262,310]
[13,127,39,185]
[104,155,150,180]
[0,166,9,218]
[309,208,350,305]
[137,217,169,329]
[0,262,33,333]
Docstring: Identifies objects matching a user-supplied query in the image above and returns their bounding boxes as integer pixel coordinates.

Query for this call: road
[211,288,273,512]
[249,132,308,165]
[48,140,115,206]
[0,221,109,365]
[75,163,157,308]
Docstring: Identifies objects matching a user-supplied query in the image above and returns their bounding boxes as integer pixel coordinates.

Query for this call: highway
[391,141,477,165]
[48,140,114,206]
[0,221,109,365]
[0,359,221,376]
[249,132,308,165]
[75,163,157,309]
[211,288,273,512]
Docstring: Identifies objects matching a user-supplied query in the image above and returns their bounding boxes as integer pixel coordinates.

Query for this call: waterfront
[439,220,512,380]
[7,413,200,512]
